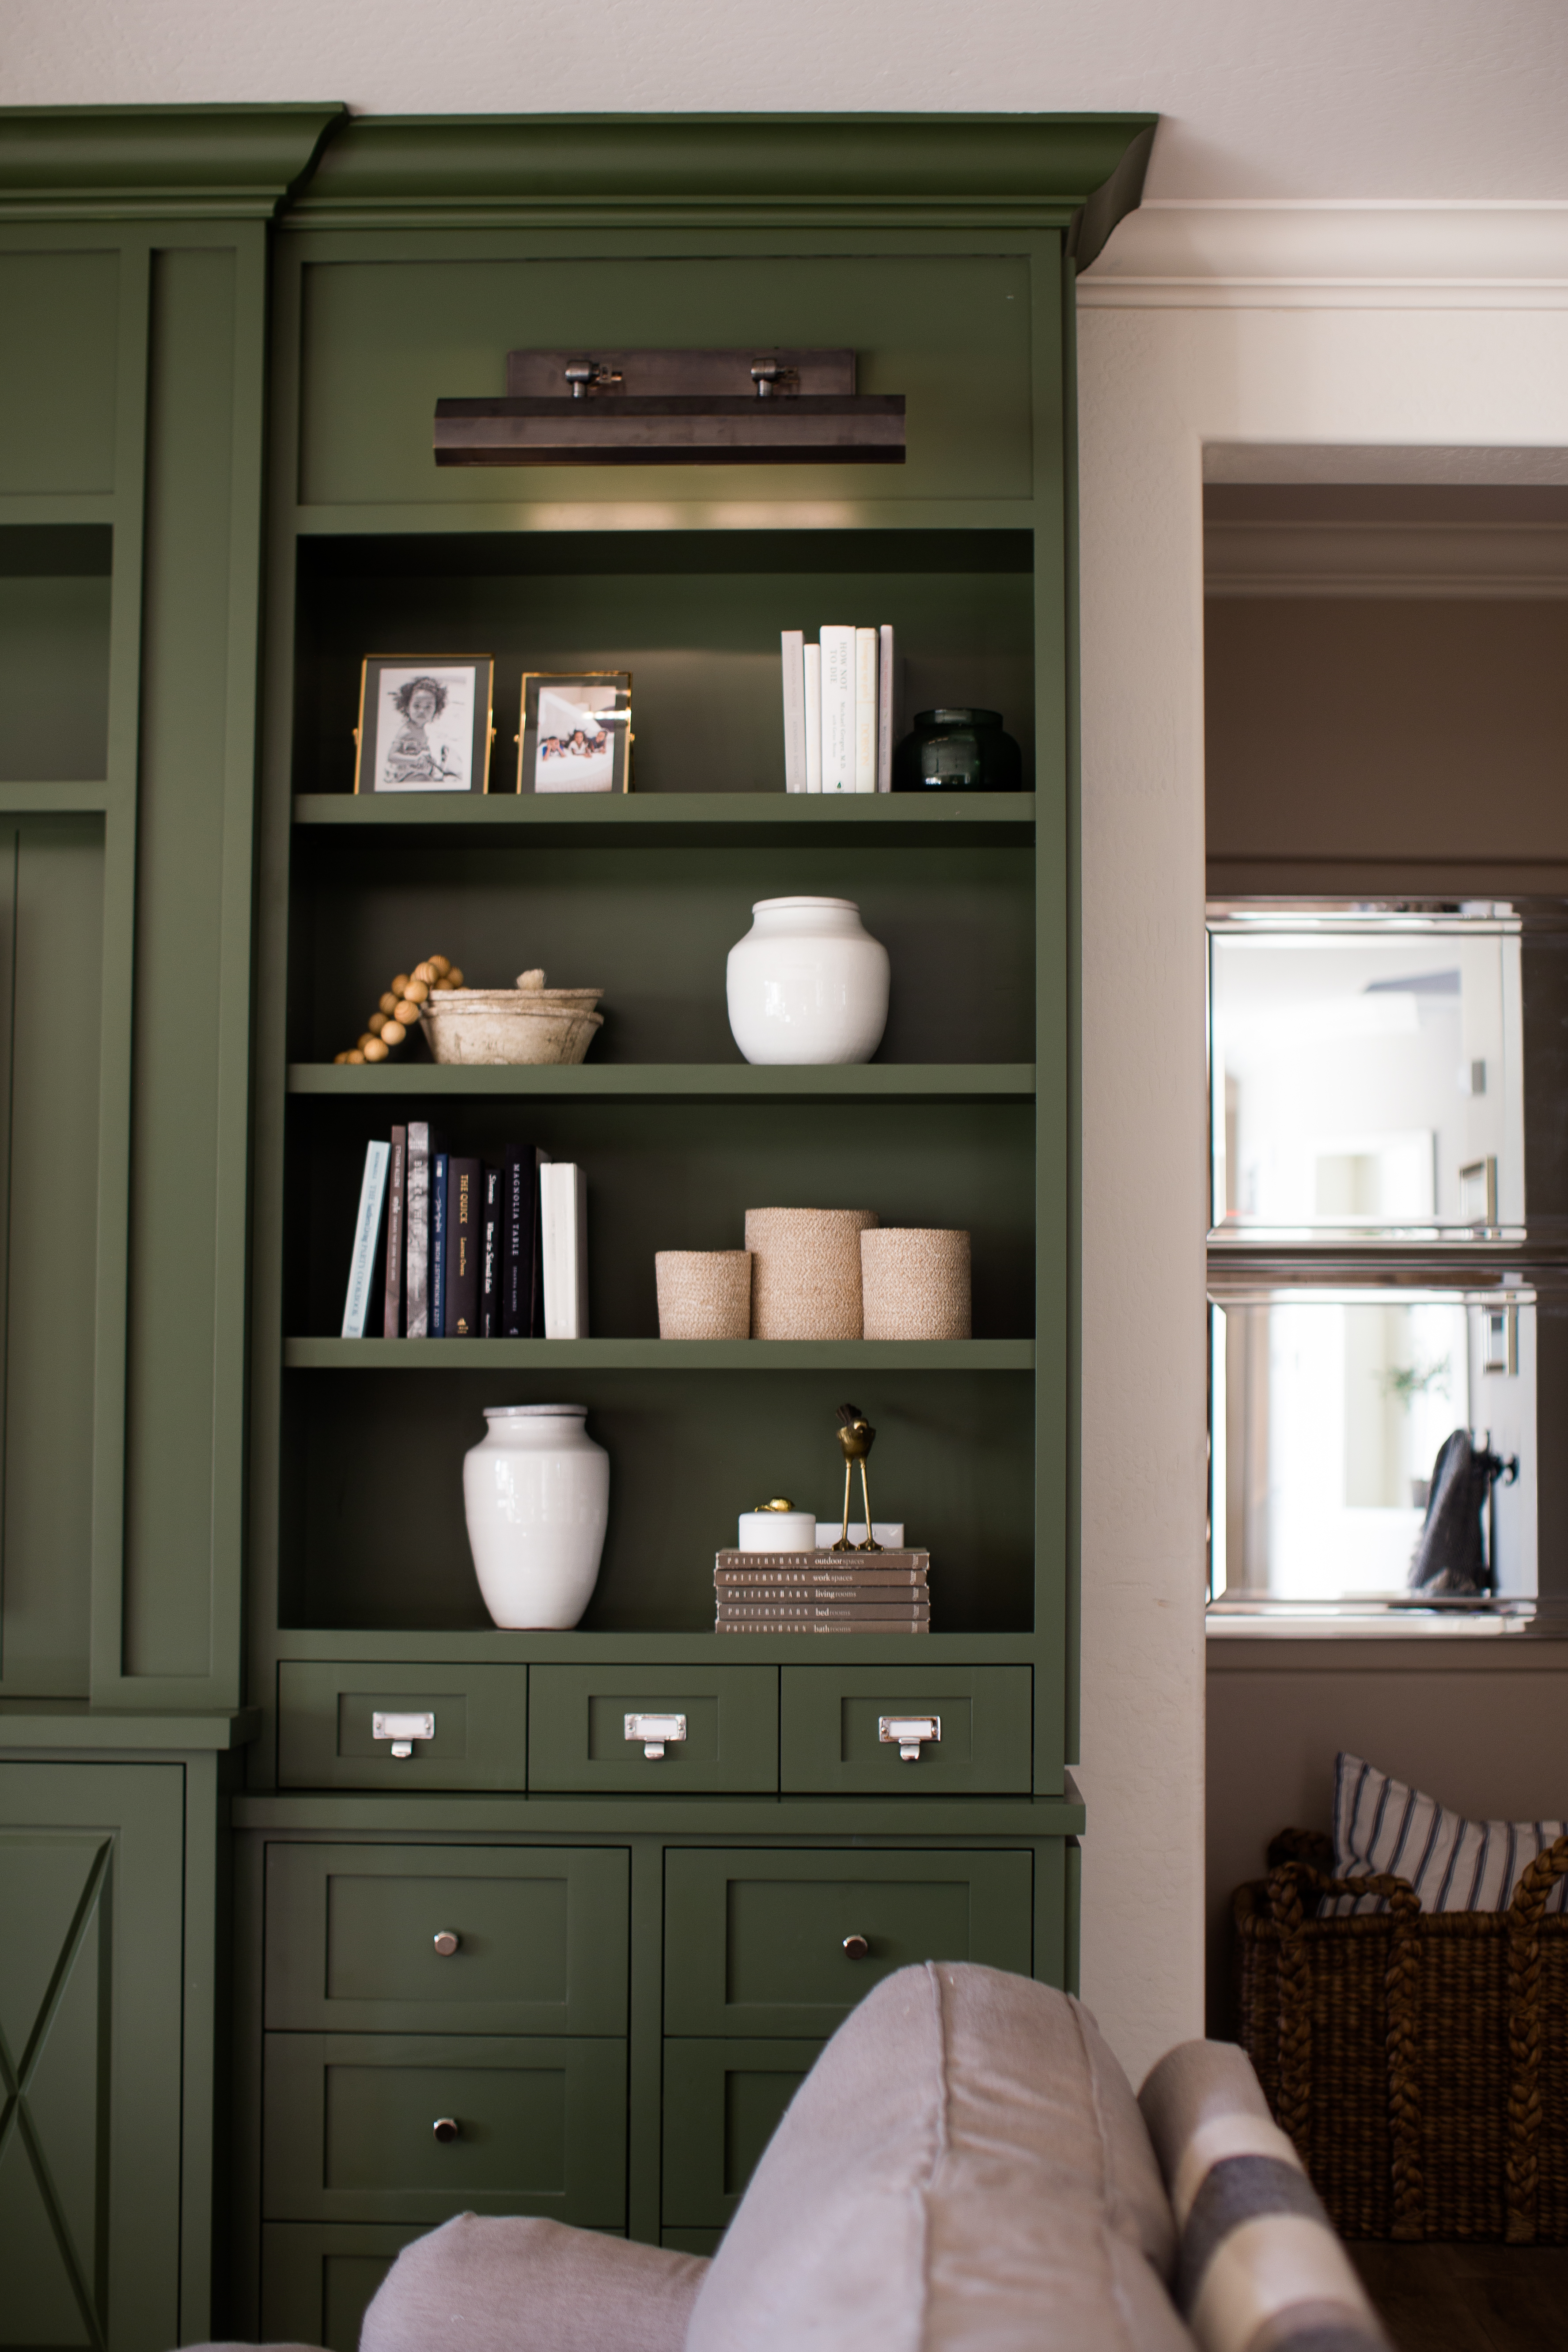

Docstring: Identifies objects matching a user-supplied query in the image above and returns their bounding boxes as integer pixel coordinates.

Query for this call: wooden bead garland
[333,952,466,1063]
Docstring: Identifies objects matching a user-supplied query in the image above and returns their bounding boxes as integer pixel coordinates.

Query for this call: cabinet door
[0,1762,184,2352]
[260,2223,435,2352]
[663,1848,1033,2036]
[662,2039,822,2229]
[265,1843,629,2033]
[263,2033,627,2226]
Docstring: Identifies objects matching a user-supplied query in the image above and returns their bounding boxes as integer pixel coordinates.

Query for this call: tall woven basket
[1235,1828,1568,2243]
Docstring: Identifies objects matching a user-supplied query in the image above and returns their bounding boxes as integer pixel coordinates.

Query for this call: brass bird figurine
[832,1404,884,1553]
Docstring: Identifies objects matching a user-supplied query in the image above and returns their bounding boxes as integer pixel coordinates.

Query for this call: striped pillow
[1330,1751,1567,1916]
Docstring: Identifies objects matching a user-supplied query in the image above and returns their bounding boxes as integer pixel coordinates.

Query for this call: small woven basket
[655,1251,752,1340]
[743,1208,878,1341]
[860,1227,971,1341]
[1235,1828,1568,2243]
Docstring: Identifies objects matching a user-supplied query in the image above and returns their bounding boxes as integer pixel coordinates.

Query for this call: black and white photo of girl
[374,665,475,790]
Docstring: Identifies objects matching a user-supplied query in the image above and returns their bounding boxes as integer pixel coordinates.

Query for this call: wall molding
[1080,201,1568,309]
[1206,517,1568,598]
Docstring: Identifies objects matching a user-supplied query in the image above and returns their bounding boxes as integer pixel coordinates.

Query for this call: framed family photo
[355,656,495,793]
[518,671,633,794]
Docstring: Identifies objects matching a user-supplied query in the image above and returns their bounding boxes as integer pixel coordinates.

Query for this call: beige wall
[1206,597,1568,866]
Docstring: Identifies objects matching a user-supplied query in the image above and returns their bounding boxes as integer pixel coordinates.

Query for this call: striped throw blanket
[1140,2040,1390,2352]
[1329,1750,1568,1916]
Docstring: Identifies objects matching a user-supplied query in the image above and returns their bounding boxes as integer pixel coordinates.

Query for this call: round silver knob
[842,1934,870,1960]
[432,1931,460,1957]
[432,2117,459,2144]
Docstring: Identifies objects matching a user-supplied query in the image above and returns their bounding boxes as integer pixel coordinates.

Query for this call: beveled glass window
[1208,1286,1534,1615]
[1209,906,1523,1243]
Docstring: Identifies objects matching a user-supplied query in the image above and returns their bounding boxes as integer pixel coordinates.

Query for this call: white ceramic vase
[462,1404,609,1629]
[726,896,890,1065]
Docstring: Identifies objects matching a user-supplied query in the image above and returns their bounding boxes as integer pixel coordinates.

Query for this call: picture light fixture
[433,347,905,467]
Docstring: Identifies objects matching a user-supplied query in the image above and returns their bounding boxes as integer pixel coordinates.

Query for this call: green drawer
[265,1844,629,2034]
[662,2039,823,2228]
[528,1666,777,1792]
[263,2033,626,2225]
[277,1663,528,1791]
[261,2225,432,2352]
[663,1847,1034,2035]
[779,1666,1032,1793]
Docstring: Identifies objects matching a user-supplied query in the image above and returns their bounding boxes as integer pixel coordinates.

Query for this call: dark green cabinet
[0,1763,183,2352]
[263,2033,628,2226]
[528,1665,779,1791]
[663,1846,1035,2035]
[662,2040,823,2230]
[1,102,1151,2339]
[264,1843,629,2033]
[259,2224,429,2352]
[779,1665,1033,1793]
[276,1663,530,1790]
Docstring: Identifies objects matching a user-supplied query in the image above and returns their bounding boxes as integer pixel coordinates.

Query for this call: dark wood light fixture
[433,347,905,467]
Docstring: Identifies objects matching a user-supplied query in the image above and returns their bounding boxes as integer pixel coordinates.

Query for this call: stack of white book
[780,625,902,793]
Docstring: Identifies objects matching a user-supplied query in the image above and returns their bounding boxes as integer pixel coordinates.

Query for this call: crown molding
[1206,517,1568,598]
[1081,201,1568,309]
[0,104,345,220]
[284,113,1155,254]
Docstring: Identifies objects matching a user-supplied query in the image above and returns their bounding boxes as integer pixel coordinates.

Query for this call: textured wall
[8,0,1568,202]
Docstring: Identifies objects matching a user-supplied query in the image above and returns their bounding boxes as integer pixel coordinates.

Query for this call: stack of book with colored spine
[713,1551,931,1634]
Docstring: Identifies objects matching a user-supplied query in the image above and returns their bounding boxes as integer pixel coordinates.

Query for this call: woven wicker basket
[1235,1827,1568,2243]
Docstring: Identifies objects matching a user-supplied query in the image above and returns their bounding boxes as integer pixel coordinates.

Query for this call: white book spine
[341,1141,390,1339]
[541,1162,589,1340]
[853,627,878,792]
[877,624,897,791]
[780,629,807,793]
[819,624,856,793]
[803,643,823,793]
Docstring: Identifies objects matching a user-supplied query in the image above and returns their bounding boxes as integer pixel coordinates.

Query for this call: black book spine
[501,1144,534,1337]
[445,1158,481,1338]
[531,1147,550,1337]
[480,1162,502,1338]
[383,1125,406,1338]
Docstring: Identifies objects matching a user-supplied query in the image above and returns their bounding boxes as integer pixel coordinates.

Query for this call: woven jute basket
[655,1250,752,1340]
[860,1227,971,1341]
[744,1208,878,1341]
[1235,1828,1568,2243]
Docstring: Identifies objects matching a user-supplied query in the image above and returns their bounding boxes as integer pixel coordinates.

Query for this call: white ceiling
[9,0,1568,203]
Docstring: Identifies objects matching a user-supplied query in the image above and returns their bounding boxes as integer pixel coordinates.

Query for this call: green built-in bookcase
[0,107,1154,2344]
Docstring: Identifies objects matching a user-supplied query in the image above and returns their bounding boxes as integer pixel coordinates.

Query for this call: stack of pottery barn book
[713,1549,931,1634]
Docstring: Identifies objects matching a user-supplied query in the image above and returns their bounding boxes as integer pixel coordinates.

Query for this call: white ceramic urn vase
[725,896,890,1065]
[462,1403,609,1629]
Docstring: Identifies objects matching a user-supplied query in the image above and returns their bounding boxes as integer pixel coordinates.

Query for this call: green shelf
[292,791,1036,840]
[0,780,112,812]
[287,1061,1037,1100]
[284,1338,1035,1371]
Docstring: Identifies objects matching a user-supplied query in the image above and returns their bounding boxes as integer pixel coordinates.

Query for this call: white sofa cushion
[360,2212,708,2352]
[685,1959,1190,2352]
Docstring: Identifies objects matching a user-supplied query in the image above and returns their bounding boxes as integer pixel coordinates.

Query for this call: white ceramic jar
[462,1404,609,1629]
[725,896,890,1065]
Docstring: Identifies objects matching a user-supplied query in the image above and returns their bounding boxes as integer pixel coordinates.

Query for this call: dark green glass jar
[891,708,1023,793]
